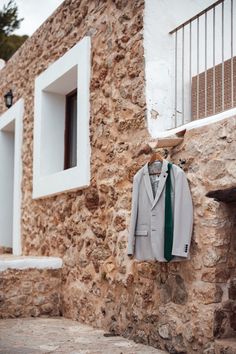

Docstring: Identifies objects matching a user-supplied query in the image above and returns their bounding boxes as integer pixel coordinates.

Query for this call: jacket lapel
[151,159,169,209]
[143,163,154,204]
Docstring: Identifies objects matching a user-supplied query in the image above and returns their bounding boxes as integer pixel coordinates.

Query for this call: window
[64,89,77,170]
[33,37,91,199]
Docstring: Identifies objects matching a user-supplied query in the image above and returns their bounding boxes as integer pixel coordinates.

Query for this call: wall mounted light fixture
[4,89,13,108]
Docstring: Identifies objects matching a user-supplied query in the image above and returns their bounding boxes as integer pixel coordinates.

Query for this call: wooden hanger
[148,151,163,165]
[148,151,163,175]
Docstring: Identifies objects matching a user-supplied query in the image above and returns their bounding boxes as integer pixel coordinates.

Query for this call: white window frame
[33,37,91,199]
[0,99,24,255]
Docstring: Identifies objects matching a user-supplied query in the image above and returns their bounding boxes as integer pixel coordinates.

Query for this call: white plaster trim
[151,107,236,138]
[33,36,91,199]
[0,59,5,70]
[0,99,24,256]
[0,256,63,272]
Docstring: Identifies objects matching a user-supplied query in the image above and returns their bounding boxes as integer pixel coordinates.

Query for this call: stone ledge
[0,255,63,272]
[206,186,236,203]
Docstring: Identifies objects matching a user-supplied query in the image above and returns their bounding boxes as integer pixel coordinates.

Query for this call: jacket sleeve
[127,174,139,255]
[172,168,193,257]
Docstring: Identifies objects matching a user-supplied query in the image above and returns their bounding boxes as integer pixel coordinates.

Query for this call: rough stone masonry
[0,0,235,353]
[0,268,61,318]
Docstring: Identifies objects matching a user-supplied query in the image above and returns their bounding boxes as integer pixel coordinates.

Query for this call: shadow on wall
[213,201,236,339]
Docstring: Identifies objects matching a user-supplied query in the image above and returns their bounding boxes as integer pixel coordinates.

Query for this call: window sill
[33,165,90,199]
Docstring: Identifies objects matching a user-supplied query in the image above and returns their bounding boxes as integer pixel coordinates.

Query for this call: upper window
[64,89,77,170]
[33,37,91,199]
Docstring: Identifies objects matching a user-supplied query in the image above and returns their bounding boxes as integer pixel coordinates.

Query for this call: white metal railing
[169,0,236,128]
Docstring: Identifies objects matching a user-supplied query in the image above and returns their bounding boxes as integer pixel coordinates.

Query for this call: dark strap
[164,163,174,262]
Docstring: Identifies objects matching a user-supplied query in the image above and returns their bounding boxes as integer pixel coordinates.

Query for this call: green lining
[164,162,174,262]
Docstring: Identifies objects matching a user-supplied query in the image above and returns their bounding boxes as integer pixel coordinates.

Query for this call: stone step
[215,338,236,354]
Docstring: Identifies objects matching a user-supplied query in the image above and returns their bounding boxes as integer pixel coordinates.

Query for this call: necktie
[164,163,174,262]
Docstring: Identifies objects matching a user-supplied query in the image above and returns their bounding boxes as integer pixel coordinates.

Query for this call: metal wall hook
[178,158,186,169]
[163,149,169,158]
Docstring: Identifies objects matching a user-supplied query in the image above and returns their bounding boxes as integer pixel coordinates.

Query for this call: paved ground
[0,317,167,354]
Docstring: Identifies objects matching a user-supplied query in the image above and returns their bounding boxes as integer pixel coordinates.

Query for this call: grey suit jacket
[127,159,193,262]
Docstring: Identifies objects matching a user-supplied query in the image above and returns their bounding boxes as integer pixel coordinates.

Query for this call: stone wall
[169,117,236,352]
[0,0,235,353]
[0,269,61,318]
[60,117,236,354]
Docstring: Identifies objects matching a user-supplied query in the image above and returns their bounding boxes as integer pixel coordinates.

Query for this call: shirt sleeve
[127,174,139,255]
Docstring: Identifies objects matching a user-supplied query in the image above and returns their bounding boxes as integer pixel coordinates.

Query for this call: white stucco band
[33,36,91,199]
[0,255,63,272]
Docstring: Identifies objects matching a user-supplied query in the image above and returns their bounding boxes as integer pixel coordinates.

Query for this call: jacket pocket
[135,230,148,237]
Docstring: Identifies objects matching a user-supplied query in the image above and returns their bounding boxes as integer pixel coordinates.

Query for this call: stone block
[202,249,221,267]
[229,279,236,300]
[160,275,188,305]
[215,338,236,354]
[158,324,170,339]
[193,283,223,304]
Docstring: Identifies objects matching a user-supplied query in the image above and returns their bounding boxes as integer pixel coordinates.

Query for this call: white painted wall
[0,59,5,70]
[144,0,236,137]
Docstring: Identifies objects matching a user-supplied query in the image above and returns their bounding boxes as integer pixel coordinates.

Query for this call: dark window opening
[64,89,77,170]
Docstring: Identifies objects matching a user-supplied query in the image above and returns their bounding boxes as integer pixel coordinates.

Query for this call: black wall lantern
[4,89,13,108]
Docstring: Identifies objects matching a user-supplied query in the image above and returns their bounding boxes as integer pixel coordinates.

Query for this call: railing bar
[182,27,185,125]
[189,21,192,122]
[222,1,224,112]
[169,0,224,34]
[175,31,178,127]
[213,6,216,115]
[231,0,234,108]
[205,12,208,117]
[197,17,199,120]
